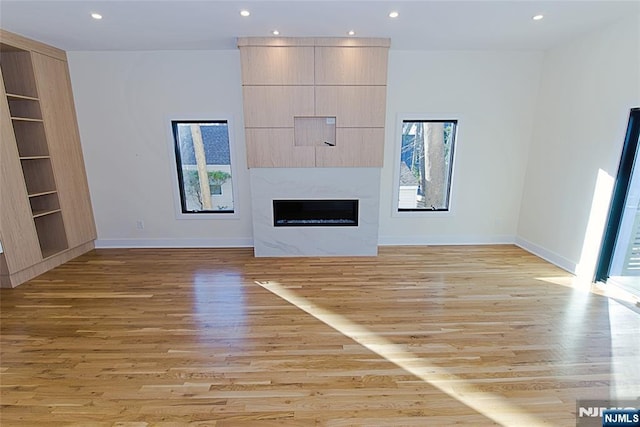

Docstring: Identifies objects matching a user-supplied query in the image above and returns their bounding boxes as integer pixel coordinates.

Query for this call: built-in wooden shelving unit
[1,42,69,259]
[0,29,96,288]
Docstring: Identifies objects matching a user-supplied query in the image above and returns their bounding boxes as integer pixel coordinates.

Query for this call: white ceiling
[0,0,638,51]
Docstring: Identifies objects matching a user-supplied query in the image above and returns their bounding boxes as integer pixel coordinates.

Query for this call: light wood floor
[1,245,639,426]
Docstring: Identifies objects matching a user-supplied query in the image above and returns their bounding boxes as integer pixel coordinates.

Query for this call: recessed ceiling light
[91,12,102,20]
[389,11,399,18]
[272,30,280,35]
[533,14,544,21]
[240,10,250,17]
[348,30,356,36]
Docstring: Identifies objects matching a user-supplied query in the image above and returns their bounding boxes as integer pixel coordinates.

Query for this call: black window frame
[397,119,458,213]
[172,119,234,214]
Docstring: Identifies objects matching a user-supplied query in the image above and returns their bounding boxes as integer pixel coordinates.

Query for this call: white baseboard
[95,236,577,275]
[515,236,577,274]
[95,237,254,249]
[100,236,516,249]
[378,235,516,246]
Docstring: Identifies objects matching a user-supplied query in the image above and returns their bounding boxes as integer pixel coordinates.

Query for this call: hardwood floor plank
[1,245,638,425]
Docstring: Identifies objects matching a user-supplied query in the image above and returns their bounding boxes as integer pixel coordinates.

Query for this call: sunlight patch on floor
[608,297,640,397]
[536,275,597,291]
[256,280,548,427]
[595,281,640,306]
[607,276,640,304]
[537,276,640,306]
[536,276,640,397]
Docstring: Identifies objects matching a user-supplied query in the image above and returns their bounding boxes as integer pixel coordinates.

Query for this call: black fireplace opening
[273,199,359,227]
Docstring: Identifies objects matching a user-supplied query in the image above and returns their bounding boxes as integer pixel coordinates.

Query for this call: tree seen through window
[172,121,234,213]
[398,120,457,211]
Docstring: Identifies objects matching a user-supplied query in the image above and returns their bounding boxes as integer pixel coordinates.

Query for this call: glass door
[596,108,640,297]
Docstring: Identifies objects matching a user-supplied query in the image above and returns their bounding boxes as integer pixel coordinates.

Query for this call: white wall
[68,49,545,248]
[379,50,543,244]
[517,15,640,276]
[67,50,253,247]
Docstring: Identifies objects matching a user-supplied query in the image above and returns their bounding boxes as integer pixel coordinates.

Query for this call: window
[397,120,457,211]
[211,184,222,195]
[172,120,234,213]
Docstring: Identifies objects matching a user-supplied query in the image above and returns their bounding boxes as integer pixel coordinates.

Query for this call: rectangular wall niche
[273,199,358,227]
[294,116,336,147]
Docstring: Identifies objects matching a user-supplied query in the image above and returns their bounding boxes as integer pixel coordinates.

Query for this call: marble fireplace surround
[250,168,381,256]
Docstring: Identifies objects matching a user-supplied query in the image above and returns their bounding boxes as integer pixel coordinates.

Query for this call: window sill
[392,209,454,218]
[175,211,240,220]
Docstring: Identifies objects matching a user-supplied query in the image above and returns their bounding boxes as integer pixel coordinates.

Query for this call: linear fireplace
[273,199,358,227]
[250,168,379,256]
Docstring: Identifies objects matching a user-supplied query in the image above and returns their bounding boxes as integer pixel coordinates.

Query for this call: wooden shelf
[0,44,39,98]
[41,248,64,260]
[7,96,42,120]
[40,245,67,260]
[28,190,58,198]
[32,208,62,219]
[12,120,49,157]
[10,117,43,122]
[20,157,57,196]
[20,155,50,160]
[34,211,68,259]
[6,93,39,101]
[29,192,61,217]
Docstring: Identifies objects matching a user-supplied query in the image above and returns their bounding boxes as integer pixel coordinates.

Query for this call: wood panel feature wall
[239,45,314,85]
[238,37,390,168]
[245,128,315,168]
[316,128,385,167]
[314,45,389,85]
[242,86,314,127]
[315,85,387,127]
[0,29,96,288]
